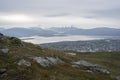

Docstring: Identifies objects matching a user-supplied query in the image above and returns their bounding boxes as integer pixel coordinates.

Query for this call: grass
[30,64,115,80]
[0,37,119,80]
[74,52,120,76]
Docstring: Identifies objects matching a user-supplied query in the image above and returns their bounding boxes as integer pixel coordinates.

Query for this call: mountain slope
[0,33,119,80]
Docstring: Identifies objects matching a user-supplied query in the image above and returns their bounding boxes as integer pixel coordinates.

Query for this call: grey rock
[0,48,9,54]
[72,60,98,67]
[72,60,110,74]
[72,65,80,68]
[0,69,7,74]
[0,73,8,78]
[33,57,64,67]
[33,57,50,67]
[17,59,31,67]
[66,52,76,56]
[47,57,64,65]
[116,76,120,80]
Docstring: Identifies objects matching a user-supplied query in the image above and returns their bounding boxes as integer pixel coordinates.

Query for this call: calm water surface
[20,35,120,44]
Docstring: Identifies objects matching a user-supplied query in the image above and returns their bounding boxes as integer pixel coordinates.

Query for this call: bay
[20,35,120,44]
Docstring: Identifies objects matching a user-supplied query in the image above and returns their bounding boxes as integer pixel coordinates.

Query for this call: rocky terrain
[0,33,120,80]
[42,39,120,52]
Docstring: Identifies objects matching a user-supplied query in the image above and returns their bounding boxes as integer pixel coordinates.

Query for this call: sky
[0,0,120,29]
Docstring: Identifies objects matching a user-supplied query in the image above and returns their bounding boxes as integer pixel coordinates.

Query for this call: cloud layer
[0,0,120,28]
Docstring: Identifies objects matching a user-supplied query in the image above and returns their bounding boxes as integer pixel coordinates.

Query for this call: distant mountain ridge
[0,27,57,37]
[0,27,120,37]
[49,27,120,36]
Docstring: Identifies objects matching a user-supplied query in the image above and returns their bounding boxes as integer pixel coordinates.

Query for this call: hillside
[0,33,120,80]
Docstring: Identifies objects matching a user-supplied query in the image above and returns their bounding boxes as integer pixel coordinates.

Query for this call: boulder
[0,69,7,74]
[116,76,120,80]
[66,52,76,56]
[0,48,9,54]
[72,60,110,74]
[33,57,50,67]
[17,59,31,67]
[47,57,64,65]
[32,57,64,67]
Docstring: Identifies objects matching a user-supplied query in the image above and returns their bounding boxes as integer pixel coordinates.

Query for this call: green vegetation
[75,52,120,76]
[9,37,22,45]
[0,35,119,80]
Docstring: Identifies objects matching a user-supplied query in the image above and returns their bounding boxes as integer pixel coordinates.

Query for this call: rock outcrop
[116,76,120,80]
[72,60,110,74]
[0,69,7,74]
[0,48,9,54]
[47,57,64,65]
[32,57,64,67]
[17,59,31,67]
[66,52,76,56]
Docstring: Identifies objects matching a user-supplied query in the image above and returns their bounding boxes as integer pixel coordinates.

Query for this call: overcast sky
[0,0,120,29]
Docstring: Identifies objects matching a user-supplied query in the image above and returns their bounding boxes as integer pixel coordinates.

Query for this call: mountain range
[0,27,57,37]
[49,27,120,36]
[0,27,120,37]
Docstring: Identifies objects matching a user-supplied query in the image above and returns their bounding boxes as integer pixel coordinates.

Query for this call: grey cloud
[44,13,70,17]
[78,8,120,19]
[0,0,120,18]
[0,0,120,28]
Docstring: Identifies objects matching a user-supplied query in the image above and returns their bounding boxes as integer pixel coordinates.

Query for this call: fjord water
[21,35,120,44]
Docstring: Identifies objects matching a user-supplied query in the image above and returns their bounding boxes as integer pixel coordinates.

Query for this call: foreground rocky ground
[0,33,120,80]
